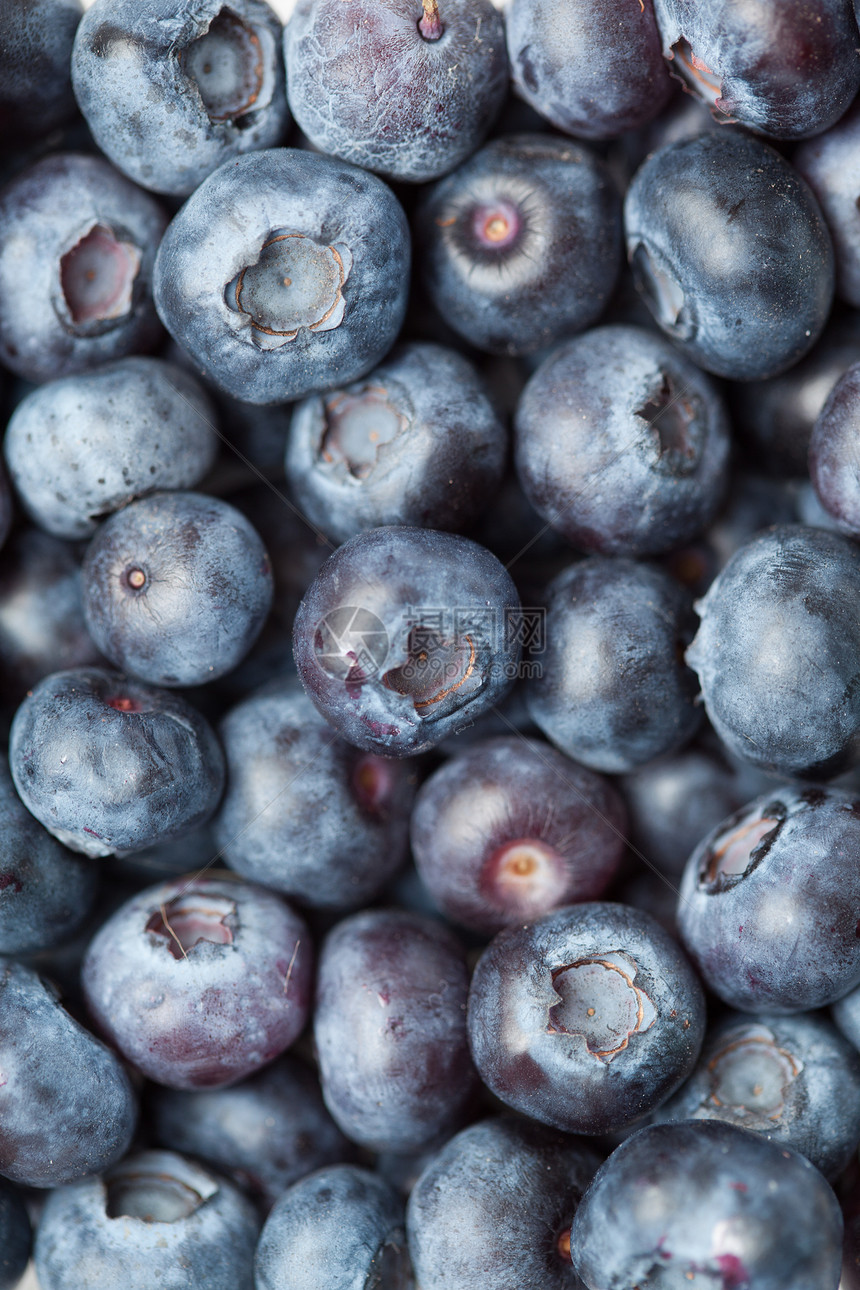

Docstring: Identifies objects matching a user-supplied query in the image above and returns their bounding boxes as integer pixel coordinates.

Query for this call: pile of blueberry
[7,0,860,1286]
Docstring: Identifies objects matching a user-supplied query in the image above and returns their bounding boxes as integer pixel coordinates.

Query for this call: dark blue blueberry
[214,680,415,910]
[0,1178,30,1290]
[9,666,225,857]
[677,787,860,1012]
[514,324,730,554]
[506,0,672,139]
[153,148,410,405]
[0,0,82,145]
[570,1120,843,1290]
[82,491,273,687]
[82,873,312,1089]
[34,1149,259,1290]
[255,1164,410,1290]
[0,153,167,382]
[149,1054,350,1210]
[72,0,289,197]
[685,525,860,778]
[796,100,860,307]
[314,908,477,1153]
[285,342,507,544]
[4,357,218,540]
[416,134,622,356]
[0,751,98,955]
[526,557,701,774]
[411,735,628,935]
[0,958,137,1188]
[654,1009,860,1180]
[467,902,706,1135]
[407,1116,600,1290]
[653,0,860,140]
[625,131,834,379]
[284,0,507,184]
[293,526,521,757]
[809,361,860,536]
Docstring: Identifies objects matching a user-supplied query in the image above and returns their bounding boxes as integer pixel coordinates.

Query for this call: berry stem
[419,0,444,41]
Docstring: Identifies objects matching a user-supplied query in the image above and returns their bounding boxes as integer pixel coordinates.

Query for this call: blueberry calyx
[182,9,266,125]
[636,373,703,476]
[631,242,694,340]
[670,38,724,108]
[226,230,352,349]
[320,387,406,479]
[145,892,237,961]
[547,952,657,1061]
[699,805,786,893]
[104,1154,217,1223]
[382,625,479,713]
[59,223,141,333]
[706,1024,802,1120]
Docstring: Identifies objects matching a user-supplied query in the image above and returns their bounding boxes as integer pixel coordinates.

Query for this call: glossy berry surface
[468,902,705,1134]
[411,735,628,935]
[82,874,312,1089]
[314,908,477,1152]
[570,1120,843,1290]
[9,666,225,857]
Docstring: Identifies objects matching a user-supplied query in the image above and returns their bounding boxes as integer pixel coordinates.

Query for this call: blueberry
[9,666,225,857]
[0,153,167,382]
[4,357,218,540]
[407,1116,600,1290]
[416,134,622,356]
[653,0,860,140]
[0,1178,30,1290]
[809,361,860,537]
[149,1054,350,1210]
[0,958,137,1188]
[514,324,730,554]
[685,525,860,778]
[796,100,860,308]
[654,1009,860,1180]
[0,0,82,145]
[525,557,701,774]
[411,735,628,935]
[625,131,835,379]
[314,908,477,1152]
[72,0,289,197]
[506,0,672,139]
[677,786,860,1011]
[570,1120,843,1290]
[34,1149,260,1290]
[293,526,521,757]
[285,342,507,544]
[82,491,273,687]
[255,1164,411,1290]
[284,0,507,183]
[467,902,706,1134]
[153,148,410,405]
[82,873,312,1089]
[214,679,415,910]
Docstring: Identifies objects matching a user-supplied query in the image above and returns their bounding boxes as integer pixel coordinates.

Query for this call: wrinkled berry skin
[507,0,671,139]
[625,132,834,380]
[0,1178,30,1290]
[255,1165,410,1290]
[0,753,97,955]
[407,1116,600,1290]
[467,902,705,1135]
[284,0,507,184]
[514,325,730,554]
[0,958,137,1188]
[654,1009,860,1180]
[0,0,82,144]
[570,1121,843,1290]
[796,101,860,308]
[82,874,312,1089]
[214,681,414,910]
[315,909,477,1153]
[416,134,622,357]
[411,736,627,936]
[686,526,860,778]
[82,491,273,687]
[9,667,225,857]
[810,363,860,537]
[72,0,289,197]
[526,558,700,774]
[677,787,860,1012]
[150,1054,350,1211]
[0,153,167,382]
[154,148,410,405]
[35,1149,260,1290]
[654,0,860,141]
[285,342,507,544]
[293,526,521,757]
[4,358,218,540]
